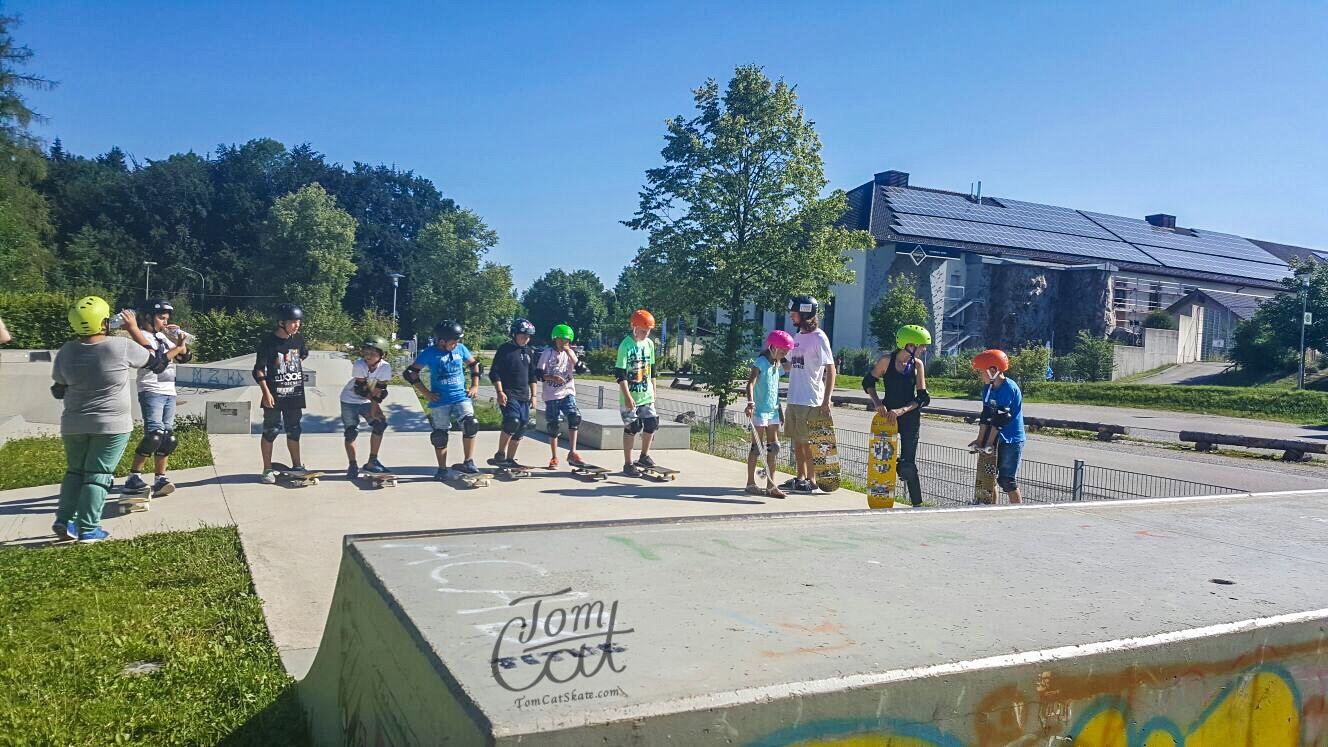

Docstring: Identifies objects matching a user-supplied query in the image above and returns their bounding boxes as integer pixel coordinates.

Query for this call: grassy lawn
[0,527,308,746]
[0,417,213,491]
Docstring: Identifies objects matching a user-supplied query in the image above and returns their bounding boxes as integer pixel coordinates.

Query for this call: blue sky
[14,1,1328,291]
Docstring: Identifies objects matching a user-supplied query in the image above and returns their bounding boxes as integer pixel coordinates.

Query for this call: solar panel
[1081,211,1282,262]
[884,188,1117,240]
[1141,245,1292,283]
[891,213,1159,266]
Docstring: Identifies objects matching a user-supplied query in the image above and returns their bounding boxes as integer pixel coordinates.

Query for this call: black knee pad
[344,425,359,442]
[997,475,1018,491]
[286,424,302,442]
[766,441,780,458]
[624,417,643,435]
[545,419,561,437]
[566,413,581,430]
[262,426,282,443]
[641,417,660,434]
[749,442,761,456]
[85,474,113,491]
[501,416,524,436]
[135,430,165,457]
[461,416,478,439]
[430,428,449,449]
[156,431,178,456]
[370,419,387,436]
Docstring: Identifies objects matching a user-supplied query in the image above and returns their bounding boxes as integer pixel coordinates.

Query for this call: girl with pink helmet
[743,329,795,497]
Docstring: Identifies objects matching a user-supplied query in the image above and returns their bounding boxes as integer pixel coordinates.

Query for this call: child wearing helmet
[489,318,540,467]
[404,320,483,480]
[972,349,1024,504]
[123,299,193,498]
[340,337,393,479]
[254,302,310,484]
[744,329,795,497]
[617,309,659,475]
[781,295,836,494]
[863,325,933,507]
[538,323,583,469]
[50,297,153,543]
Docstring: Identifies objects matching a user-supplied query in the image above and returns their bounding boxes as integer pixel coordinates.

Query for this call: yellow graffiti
[1072,708,1130,747]
[788,738,939,747]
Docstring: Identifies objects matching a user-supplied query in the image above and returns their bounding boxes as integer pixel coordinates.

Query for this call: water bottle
[108,314,126,330]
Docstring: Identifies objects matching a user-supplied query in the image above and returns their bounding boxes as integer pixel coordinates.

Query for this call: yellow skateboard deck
[867,412,899,509]
[806,412,840,492]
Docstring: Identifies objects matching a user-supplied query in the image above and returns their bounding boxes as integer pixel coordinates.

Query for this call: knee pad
[344,424,360,442]
[641,416,660,434]
[546,420,562,437]
[85,473,114,491]
[430,428,450,449]
[461,416,478,439]
[501,416,524,436]
[370,419,387,436]
[566,413,581,431]
[749,442,761,457]
[997,475,1018,491]
[262,425,282,443]
[624,418,643,435]
[156,431,178,456]
[135,430,165,457]
[286,424,302,442]
[766,441,780,458]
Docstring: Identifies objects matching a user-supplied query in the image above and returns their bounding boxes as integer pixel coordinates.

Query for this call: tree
[624,65,873,412]
[408,209,516,342]
[256,183,357,322]
[1143,309,1176,330]
[521,269,608,343]
[1065,330,1115,381]
[1232,262,1325,374]
[0,15,54,290]
[867,273,931,351]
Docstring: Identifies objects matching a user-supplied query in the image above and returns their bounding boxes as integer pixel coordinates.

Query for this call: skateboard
[748,418,768,481]
[448,465,492,488]
[635,464,678,482]
[494,463,533,479]
[360,472,398,488]
[805,412,841,492]
[271,464,324,487]
[570,463,610,481]
[866,412,900,509]
[117,487,152,515]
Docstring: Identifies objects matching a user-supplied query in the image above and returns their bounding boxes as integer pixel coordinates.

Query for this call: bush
[1063,331,1116,382]
[657,353,678,373]
[1144,309,1176,330]
[189,308,271,363]
[837,347,875,377]
[0,292,76,349]
[927,349,984,379]
[584,346,617,375]
[1008,343,1051,394]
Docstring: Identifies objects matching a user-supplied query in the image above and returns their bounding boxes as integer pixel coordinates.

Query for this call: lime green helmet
[551,323,574,342]
[69,296,111,336]
[895,324,932,348]
[361,337,390,356]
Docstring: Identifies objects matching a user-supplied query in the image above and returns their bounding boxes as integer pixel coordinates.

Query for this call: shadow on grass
[217,682,310,747]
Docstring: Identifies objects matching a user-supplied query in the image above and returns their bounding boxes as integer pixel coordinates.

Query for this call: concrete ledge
[177,364,316,388]
[536,407,689,450]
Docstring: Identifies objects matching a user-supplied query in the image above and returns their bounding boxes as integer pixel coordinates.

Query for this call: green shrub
[1144,309,1176,330]
[189,308,271,363]
[584,346,617,375]
[1063,331,1116,381]
[837,347,875,377]
[1008,343,1051,394]
[0,292,75,349]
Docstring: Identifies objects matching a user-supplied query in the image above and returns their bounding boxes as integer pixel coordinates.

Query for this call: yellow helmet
[69,296,111,336]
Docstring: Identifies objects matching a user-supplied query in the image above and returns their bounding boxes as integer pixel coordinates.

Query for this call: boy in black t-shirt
[253,303,309,483]
[488,318,539,467]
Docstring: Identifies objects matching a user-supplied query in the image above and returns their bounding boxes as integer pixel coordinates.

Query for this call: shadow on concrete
[540,483,768,505]
[0,493,57,516]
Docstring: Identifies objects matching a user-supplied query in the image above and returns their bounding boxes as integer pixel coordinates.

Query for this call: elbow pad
[990,407,1014,427]
[915,389,931,409]
[614,367,629,382]
[372,383,388,402]
[353,380,371,398]
[402,367,421,385]
[147,351,170,374]
[861,373,879,394]
[50,383,67,400]
[176,351,193,365]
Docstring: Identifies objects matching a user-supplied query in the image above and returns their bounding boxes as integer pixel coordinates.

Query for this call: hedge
[0,292,76,349]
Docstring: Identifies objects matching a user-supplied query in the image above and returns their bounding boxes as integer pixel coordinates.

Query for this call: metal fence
[575,382,1238,507]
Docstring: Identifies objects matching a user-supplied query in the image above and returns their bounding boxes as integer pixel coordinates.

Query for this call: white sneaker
[260,469,277,485]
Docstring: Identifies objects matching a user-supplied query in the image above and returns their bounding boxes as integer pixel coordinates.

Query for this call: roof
[1250,238,1321,266]
[848,178,1315,289]
[1166,288,1266,320]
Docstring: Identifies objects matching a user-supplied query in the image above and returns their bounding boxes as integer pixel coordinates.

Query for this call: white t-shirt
[340,358,393,404]
[137,331,179,395]
[785,328,834,406]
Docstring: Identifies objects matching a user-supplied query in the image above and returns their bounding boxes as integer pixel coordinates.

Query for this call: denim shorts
[429,399,475,430]
[544,394,579,424]
[340,401,382,428]
[139,391,177,432]
[997,439,1024,479]
[619,403,657,425]
[501,398,531,425]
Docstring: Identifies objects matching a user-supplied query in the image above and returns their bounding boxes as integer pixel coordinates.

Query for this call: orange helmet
[972,349,1009,373]
[630,309,656,329]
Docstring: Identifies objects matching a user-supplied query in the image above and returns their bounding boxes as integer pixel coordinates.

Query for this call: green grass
[1114,364,1177,384]
[0,527,308,746]
[835,374,966,400]
[0,417,213,491]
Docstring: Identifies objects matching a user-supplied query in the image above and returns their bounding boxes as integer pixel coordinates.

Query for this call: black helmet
[788,295,819,318]
[275,303,304,321]
[510,318,535,336]
[434,320,464,341]
[139,299,174,318]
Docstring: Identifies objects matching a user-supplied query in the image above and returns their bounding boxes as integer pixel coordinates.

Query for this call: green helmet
[361,337,390,356]
[895,324,932,348]
[551,323,574,342]
[69,296,111,336]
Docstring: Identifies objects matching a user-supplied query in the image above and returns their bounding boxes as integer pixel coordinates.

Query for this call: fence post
[1072,459,1085,502]
[597,386,604,409]
[708,404,717,453]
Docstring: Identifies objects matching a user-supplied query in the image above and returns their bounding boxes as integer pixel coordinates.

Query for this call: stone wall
[981,264,1111,354]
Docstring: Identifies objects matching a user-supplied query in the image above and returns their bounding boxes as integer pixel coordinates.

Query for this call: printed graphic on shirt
[616,337,655,407]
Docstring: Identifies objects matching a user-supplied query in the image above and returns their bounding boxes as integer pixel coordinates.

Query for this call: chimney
[874,170,909,188]
[1146,213,1176,229]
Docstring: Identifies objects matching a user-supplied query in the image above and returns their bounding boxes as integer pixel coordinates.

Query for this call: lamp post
[143,260,158,298]
[1299,269,1312,389]
[388,272,405,340]
[180,266,206,307]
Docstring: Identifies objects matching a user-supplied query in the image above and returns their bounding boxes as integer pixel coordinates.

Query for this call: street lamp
[1299,268,1313,389]
[143,261,158,298]
[387,272,405,340]
[179,266,206,307]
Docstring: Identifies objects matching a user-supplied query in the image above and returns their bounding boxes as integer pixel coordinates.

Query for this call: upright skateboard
[271,463,324,487]
[972,424,1000,505]
[805,412,841,492]
[748,418,769,481]
[866,412,900,509]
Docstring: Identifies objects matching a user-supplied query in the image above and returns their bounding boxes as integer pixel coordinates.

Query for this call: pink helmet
[766,330,795,350]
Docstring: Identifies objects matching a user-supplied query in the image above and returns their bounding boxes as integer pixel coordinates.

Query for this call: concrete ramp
[301,490,1328,745]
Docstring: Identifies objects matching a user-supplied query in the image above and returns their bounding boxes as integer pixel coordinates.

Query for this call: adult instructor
[780,295,836,494]
[863,325,932,507]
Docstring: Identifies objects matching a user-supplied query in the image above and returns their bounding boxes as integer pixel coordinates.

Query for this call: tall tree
[1232,262,1324,374]
[408,209,516,341]
[868,273,932,351]
[256,183,357,321]
[520,269,608,343]
[624,65,873,411]
[0,15,54,290]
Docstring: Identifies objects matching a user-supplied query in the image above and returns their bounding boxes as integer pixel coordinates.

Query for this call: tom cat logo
[490,587,633,692]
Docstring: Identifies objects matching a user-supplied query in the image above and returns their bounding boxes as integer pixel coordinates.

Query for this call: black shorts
[262,405,303,433]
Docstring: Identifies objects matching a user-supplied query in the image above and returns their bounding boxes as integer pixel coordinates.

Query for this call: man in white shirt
[780,295,836,493]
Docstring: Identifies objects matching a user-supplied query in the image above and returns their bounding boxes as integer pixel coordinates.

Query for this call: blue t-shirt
[414,343,472,405]
[751,355,782,418]
[982,378,1025,443]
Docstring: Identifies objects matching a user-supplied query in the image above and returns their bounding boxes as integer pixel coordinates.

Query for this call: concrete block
[205,401,251,434]
[179,364,316,388]
[542,407,689,450]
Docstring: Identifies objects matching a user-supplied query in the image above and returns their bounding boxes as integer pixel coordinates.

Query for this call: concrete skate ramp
[301,490,1328,746]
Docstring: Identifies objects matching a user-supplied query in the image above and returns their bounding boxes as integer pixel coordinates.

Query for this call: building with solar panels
[823,170,1305,358]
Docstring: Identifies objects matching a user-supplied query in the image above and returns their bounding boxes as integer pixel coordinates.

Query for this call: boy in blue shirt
[973,349,1025,505]
[403,320,483,481]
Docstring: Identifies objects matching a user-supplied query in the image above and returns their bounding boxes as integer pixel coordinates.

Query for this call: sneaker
[346,463,360,480]
[547,457,559,469]
[635,453,656,469]
[433,468,450,482]
[623,462,640,477]
[366,458,389,474]
[52,520,76,540]
[779,477,799,491]
[124,473,148,492]
[77,527,110,544]
[460,459,480,474]
[487,451,506,466]
[567,452,585,467]
[260,469,277,485]
[443,468,462,482]
[151,476,175,497]
[795,479,816,493]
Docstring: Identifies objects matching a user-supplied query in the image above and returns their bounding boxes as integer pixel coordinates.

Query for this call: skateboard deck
[805,412,841,492]
[449,464,492,487]
[866,412,900,509]
[360,472,398,488]
[748,419,769,481]
[636,465,678,482]
[272,464,324,487]
[496,464,533,479]
[973,449,998,505]
[117,488,151,514]
[570,463,610,481]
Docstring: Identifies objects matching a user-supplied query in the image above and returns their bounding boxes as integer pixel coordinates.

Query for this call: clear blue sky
[14,1,1328,291]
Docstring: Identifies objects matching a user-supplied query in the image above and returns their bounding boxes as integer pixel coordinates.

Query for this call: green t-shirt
[616,336,655,407]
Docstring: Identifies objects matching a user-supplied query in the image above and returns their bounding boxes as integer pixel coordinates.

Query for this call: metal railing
[575,382,1238,507]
